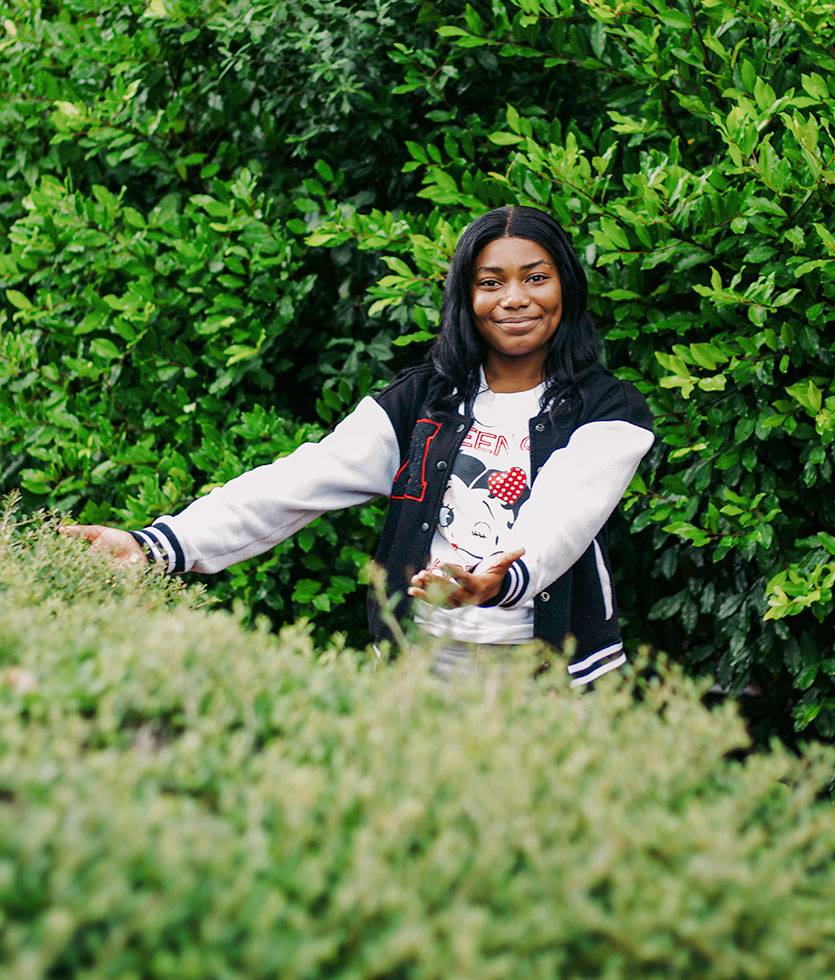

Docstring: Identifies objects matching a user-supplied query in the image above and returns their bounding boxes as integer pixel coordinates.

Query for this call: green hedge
[2,504,835,977]
[300,0,835,735]
[1,0,834,738]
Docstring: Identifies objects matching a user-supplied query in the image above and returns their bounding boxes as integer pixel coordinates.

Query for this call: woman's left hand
[407,548,526,608]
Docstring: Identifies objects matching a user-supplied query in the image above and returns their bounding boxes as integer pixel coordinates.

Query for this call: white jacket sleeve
[131,396,400,573]
[477,419,654,607]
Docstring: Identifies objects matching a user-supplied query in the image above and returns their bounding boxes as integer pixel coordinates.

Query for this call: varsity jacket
[132,363,653,687]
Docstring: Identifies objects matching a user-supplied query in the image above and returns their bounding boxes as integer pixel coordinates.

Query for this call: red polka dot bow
[487,466,527,506]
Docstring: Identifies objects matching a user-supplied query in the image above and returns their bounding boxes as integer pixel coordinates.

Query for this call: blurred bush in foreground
[2,502,835,978]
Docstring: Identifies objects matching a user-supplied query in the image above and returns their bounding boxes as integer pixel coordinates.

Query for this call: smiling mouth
[494,316,541,331]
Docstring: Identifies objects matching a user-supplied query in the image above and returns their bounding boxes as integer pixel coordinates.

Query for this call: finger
[440,563,474,586]
[412,586,468,608]
[446,588,472,608]
[415,576,462,606]
[408,583,455,601]
[490,547,526,572]
[59,524,102,542]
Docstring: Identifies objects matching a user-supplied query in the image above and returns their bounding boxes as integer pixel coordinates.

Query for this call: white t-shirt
[413,373,545,643]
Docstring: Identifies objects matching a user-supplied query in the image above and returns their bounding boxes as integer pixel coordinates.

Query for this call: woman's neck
[482,353,546,393]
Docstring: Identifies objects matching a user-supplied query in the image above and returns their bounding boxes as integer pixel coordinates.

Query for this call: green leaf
[54,100,83,117]
[74,311,105,335]
[658,9,690,28]
[314,159,334,183]
[189,194,228,218]
[381,256,413,277]
[698,375,727,392]
[663,522,712,547]
[5,289,32,310]
[689,343,721,370]
[793,702,821,730]
[801,73,829,100]
[786,380,822,415]
[405,140,428,163]
[19,469,51,494]
[90,338,121,360]
[599,217,629,251]
[292,578,321,602]
[393,330,433,346]
[224,344,260,366]
[648,592,684,619]
[814,532,835,556]
[753,76,776,113]
[487,131,524,146]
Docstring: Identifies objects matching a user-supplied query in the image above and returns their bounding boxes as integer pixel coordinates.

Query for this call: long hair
[425,205,600,417]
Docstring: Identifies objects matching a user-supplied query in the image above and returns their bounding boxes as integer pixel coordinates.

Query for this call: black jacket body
[368,363,653,660]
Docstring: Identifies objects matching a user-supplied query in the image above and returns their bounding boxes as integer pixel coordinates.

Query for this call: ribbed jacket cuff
[129,522,186,574]
[478,557,530,609]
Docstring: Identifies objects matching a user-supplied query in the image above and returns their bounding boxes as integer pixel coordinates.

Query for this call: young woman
[63,206,654,688]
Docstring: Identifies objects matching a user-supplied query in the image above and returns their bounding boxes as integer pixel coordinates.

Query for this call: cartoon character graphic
[436,453,530,563]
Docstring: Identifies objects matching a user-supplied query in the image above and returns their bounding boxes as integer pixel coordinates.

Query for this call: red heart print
[487,467,527,505]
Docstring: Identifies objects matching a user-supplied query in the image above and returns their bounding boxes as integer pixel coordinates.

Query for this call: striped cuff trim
[152,522,186,573]
[498,558,530,608]
[478,553,512,608]
[130,522,186,574]
[130,529,167,569]
[144,526,173,568]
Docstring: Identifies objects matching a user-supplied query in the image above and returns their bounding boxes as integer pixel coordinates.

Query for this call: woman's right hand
[59,524,148,566]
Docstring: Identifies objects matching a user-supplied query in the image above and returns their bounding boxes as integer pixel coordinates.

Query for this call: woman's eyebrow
[475,259,550,274]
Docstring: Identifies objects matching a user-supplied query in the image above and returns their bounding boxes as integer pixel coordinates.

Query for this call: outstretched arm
[62,396,401,574]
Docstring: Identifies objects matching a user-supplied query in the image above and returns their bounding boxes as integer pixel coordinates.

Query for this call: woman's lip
[494,316,541,330]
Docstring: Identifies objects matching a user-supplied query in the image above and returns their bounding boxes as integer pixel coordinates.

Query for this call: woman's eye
[479,279,500,288]
[528,274,548,283]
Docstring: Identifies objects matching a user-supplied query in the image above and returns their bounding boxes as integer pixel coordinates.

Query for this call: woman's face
[470,236,563,374]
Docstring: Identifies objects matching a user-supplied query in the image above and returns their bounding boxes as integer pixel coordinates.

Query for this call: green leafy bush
[301,0,835,736]
[0,0,441,644]
[2,504,835,977]
[2,0,834,738]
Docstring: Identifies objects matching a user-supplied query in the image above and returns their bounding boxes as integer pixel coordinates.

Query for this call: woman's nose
[500,280,530,307]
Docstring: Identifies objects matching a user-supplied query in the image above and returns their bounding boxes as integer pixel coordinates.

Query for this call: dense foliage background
[3,506,835,977]
[1,0,833,740]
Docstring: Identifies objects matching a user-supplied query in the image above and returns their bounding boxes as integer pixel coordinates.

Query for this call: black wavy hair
[425,205,600,416]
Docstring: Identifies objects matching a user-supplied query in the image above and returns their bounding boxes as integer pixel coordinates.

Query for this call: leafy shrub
[0,0,438,645]
[2,0,834,738]
[301,0,835,737]
[1,504,835,977]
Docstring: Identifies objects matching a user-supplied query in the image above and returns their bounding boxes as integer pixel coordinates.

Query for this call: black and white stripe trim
[129,530,163,567]
[478,557,530,609]
[129,522,186,574]
[567,641,626,687]
[498,557,529,607]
